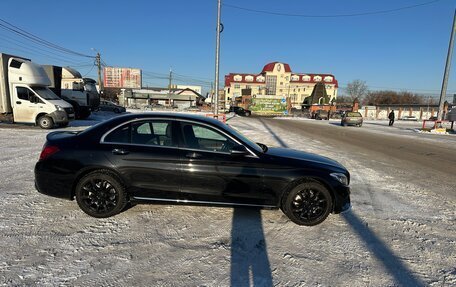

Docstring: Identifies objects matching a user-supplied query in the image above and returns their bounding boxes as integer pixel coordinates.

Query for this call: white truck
[0,53,74,129]
[43,65,100,119]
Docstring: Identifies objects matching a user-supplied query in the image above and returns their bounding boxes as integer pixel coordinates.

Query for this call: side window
[16,87,33,101]
[104,124,130,143]
[131,120,175,147]
[181,123,236,153]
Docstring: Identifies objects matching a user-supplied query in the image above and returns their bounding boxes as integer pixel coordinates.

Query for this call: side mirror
[231,145,249,156]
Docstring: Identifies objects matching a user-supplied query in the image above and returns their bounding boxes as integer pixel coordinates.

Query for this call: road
[258,118,456,201]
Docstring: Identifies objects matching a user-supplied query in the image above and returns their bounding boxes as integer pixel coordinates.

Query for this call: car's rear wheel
[75,171,127,218]
[281,181,333,226]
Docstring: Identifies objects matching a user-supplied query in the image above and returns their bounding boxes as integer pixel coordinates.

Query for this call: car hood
[264,147,346,170]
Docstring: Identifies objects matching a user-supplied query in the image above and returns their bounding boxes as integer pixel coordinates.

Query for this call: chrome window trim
[99,117,259,158]
[132,196,276,208]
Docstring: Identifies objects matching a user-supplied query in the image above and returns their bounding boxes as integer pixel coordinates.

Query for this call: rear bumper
[35,161,74,200]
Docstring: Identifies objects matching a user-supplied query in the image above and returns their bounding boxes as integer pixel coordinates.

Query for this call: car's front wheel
[37,115,54,129]
[75,171,127,218]
[281,181,333,226]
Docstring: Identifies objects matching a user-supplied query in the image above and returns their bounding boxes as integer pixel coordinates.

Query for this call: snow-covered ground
[0,112,454,286]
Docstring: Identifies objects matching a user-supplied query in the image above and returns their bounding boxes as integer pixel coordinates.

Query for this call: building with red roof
[224,62,338,110]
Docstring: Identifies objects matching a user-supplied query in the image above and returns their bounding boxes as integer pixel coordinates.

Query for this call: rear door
[101,119,182,199]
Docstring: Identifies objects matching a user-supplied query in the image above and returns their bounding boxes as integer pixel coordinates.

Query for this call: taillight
[39,145,60,160]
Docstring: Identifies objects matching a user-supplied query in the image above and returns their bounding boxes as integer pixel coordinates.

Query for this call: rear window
[346,112,362,117]
[104,124,130,143]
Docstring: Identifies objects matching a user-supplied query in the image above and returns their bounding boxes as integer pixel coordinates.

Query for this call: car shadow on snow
[258,117,424,286]
[230,207,273,286]
[341,211,424,287]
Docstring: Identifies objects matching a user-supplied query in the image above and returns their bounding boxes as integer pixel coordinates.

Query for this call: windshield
[32,87,61,100]
[85,83,97,92]
[224,124,264,153]
[347,112,362,117]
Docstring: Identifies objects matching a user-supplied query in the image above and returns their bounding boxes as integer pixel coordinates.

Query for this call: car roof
[80,112,231,141]
[106,112,225,128]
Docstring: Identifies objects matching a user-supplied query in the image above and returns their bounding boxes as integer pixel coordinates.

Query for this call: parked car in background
[428,116,438,121]
[143,103,165,111]
[399,115,418,121]
[313,110,329,120]
[35,113,351,226]
[229,106,251,117]
[447,108,456,121]
[99,100,126,113]
[341,111,363,127]
[184,106,200,112]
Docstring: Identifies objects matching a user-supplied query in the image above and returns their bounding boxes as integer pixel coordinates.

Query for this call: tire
[78,110,91,120]
[75,171,127,218]
[72,103,81,119]
[358,123,363,127]
[37,115,54,129]
[281,181,333,226]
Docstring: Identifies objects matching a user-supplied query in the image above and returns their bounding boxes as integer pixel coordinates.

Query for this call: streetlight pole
[214,0,222,117]
[438,9,456,120]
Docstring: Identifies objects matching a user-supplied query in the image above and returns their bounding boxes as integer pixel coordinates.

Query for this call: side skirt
[132,196,277,209]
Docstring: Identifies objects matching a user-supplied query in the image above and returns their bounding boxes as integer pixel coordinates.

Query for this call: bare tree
[364,90,426,105]
[345,80,368,102]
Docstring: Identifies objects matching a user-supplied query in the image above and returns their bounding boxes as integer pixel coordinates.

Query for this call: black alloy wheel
[281,181,333,226]
[75,171,127,218]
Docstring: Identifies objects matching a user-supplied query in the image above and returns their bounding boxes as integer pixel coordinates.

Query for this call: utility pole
[438,9,456,120]
[96,52,103,95]
[214,0,222,117]
[210,82,214,106]
[168,68,173,106]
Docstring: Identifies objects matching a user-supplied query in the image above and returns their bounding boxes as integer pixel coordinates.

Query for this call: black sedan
[229,106,252,117]
[35,113,351,226]
[99,100,126,113]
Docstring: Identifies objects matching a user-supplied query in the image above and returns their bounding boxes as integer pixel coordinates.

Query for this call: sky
[0,0,455,99]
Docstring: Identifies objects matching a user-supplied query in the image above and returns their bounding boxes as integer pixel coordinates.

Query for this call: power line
[223,0,443,18]
[0,18,95,58]
[82,65,96,77]
[0,33,88,65]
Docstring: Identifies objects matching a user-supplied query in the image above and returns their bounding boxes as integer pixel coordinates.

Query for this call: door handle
[186,152,202,159]
[16,101,21,104]
[112,148,129,155]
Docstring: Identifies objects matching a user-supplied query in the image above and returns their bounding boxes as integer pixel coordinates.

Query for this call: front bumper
[332,186,351,214]
[49,110,70,124]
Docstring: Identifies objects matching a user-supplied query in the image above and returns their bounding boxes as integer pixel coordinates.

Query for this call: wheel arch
[70,166,127,200]
[280,176,336,212]
[35,112,48,124]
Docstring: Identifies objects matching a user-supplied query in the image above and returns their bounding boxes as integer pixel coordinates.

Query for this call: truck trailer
[43,65,100,119]
[0,53,74,129]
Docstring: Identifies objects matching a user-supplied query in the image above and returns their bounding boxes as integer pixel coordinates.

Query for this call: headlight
[55,105,64,111]
[330,173,349,186]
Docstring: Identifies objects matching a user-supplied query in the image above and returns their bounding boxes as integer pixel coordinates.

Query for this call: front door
[178,121,273,206]
[12,85,43,123]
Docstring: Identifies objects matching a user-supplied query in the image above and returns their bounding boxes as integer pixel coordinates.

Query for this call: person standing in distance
[388,110,395,126]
